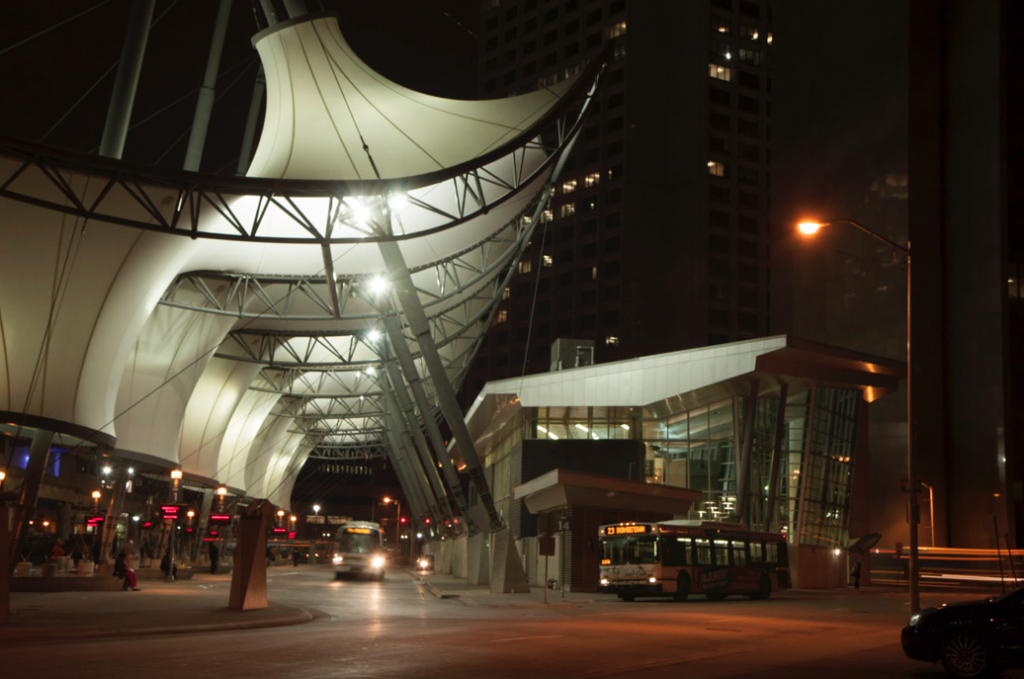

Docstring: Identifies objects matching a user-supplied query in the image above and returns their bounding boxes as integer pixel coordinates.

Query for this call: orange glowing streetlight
[797,217,916,612]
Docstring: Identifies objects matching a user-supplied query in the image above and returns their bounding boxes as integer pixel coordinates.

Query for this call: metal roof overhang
[514,468,702,515]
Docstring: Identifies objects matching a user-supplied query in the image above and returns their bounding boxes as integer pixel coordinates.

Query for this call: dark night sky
[0,0,480,172]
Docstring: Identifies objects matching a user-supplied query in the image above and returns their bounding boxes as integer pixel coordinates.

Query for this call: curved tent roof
[248,14,574,181]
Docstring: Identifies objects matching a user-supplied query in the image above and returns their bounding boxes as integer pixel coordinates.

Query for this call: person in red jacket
[113,551,141,591]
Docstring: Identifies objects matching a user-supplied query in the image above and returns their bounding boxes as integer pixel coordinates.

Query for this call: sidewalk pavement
[0,569,316,645]
[411,571,915,607]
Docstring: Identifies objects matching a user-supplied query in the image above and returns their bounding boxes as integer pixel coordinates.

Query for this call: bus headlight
[371,556,385,569]
[600,578,609,586]
[649,577,657,584]
[332,555,343,564]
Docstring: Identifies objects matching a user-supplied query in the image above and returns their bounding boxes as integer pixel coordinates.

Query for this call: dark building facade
[463,0,774,405]
[772,0,1024,548]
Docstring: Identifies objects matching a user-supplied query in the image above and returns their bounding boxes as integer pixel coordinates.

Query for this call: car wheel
[619,593,636,602]
[941,631,994,678]
[673,574,690,602]
[750,574,771,600]
[705,593,727,601]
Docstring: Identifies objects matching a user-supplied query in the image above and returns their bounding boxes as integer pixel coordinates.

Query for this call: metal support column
[236,68,265,175]
[381,413,429,524]
[257,0,281,25]
[383,387,441,525]
[7,430,53,569]
[384,360,455,525]
[280,0,308,18]
[735,379,760,524]
[380,312,473,525]
[764,383,790,532]
[377,240,503,531]
[183,0,233,172]
[99,0,156,159]
[192,489,215,560]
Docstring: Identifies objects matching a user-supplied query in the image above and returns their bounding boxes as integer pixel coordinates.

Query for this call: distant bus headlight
[371,556,385,569]
[649,577,657,584]
[332,555,343,564]
[600,578,609,586]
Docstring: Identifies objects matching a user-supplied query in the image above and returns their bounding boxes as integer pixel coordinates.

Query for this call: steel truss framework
[0,48,608,525]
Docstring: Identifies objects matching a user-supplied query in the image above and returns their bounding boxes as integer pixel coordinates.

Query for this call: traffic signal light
[425,518,431,524]
[400,517,407,524]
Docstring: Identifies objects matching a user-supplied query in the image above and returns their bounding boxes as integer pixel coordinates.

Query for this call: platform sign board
[86,515,105,527]
[208,513,232,526]
[160,504,187,520]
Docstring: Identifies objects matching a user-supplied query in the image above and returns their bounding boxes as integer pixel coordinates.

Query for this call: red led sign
[86,516,105,526]
[208,513,232,525]
[287,531,296,539]
[160,504,184,520]
[272,527,287,533]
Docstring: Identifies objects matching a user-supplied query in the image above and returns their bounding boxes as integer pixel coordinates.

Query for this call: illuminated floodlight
[547,431,559,440]
[170,469,183,480]
[574,424,589,432]
[366,276,390,295]
[798,221,823,235]
[132,516,140,522]
[92,490,101,500]
[345,197,373,228]
[217,486,227,496]
[366,329,382,343]
[620,424,630,431]
[388,192,408,212]
[102,466,112,475]
[365,366,376,376]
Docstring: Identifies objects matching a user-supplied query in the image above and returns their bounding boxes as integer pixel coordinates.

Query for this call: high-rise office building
[463,0,774,404]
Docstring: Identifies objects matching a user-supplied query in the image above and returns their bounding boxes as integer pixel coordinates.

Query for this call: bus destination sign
[606,524,651,536]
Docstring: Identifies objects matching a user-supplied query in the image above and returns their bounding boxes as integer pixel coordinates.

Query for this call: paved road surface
[5,569,1021,679]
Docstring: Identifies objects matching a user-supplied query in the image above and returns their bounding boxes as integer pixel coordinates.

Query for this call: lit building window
[542,255,554,268]
[502,287,511,300]
[739,24,759,41]
[608,20,626,38]
[562,179,577,194]
[710,40,731,60]
[518,260,532,274]
[584,172,600,187]
[712,17,731,34]
[540,209,553,223]
[767,33,773,46]
[605,336,620,347]
[497,309,508,323]
[708,161,726,177]
[592,266,598,280]
[709,64,732,81]
[613,43,627,60]
[560,203,576,218]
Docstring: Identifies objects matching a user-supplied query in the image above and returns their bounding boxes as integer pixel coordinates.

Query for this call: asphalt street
[4,568,1021,679]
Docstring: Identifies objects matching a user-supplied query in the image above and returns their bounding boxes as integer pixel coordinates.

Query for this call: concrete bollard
[15,562,32,578]
[78,560,95,576]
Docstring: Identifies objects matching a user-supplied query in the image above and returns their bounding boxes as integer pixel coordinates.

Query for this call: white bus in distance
[332,521,386,581]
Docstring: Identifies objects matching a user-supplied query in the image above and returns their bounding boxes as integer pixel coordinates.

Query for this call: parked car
[902,585,1024,677]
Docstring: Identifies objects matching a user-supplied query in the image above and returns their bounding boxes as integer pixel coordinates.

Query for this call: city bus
[597,520,790,601]
[331,521,387,581]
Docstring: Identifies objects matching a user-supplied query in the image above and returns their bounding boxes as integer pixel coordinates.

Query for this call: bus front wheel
[618,593,636,602]
[673,574,691,602]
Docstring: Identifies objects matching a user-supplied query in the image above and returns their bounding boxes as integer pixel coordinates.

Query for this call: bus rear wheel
[750,574,771,600]
[673,574,691,602]
[705,592,727,601]
[619,593,636,602]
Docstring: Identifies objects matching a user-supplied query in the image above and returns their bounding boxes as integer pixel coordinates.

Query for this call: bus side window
[732,540,747,567]
[695,539,712,565]
[713,539,730,566]
[663,537,690,567]
[750,542,763,563]
[776,541,789,566]
[766,542,778,563]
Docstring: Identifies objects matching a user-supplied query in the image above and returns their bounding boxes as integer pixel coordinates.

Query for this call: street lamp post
[383,497,401,564]
[798,219,918,613]
[168,469,182,582]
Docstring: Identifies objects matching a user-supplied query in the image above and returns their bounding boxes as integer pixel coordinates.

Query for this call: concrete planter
[77,560,95,576]
[15,561,32,577]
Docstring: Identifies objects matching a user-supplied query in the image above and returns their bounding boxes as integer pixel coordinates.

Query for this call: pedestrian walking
[851,561,862,589]
[292,548,300,567]
[208,541,219,574]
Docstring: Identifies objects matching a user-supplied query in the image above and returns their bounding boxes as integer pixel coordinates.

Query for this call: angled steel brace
[382,387,442,527]
[378,240,503,532]
[384,359,455,526]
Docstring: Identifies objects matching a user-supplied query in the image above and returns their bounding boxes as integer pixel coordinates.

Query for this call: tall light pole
[798,219,918,613]
[383,497,401,562]
[168,469,182,582]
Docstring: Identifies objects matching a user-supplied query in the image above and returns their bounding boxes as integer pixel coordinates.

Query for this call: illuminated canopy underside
[0,13,600,512]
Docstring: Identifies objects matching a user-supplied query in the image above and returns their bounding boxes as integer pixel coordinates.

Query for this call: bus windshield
[602,536,659,565]
[336,530,380,554]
